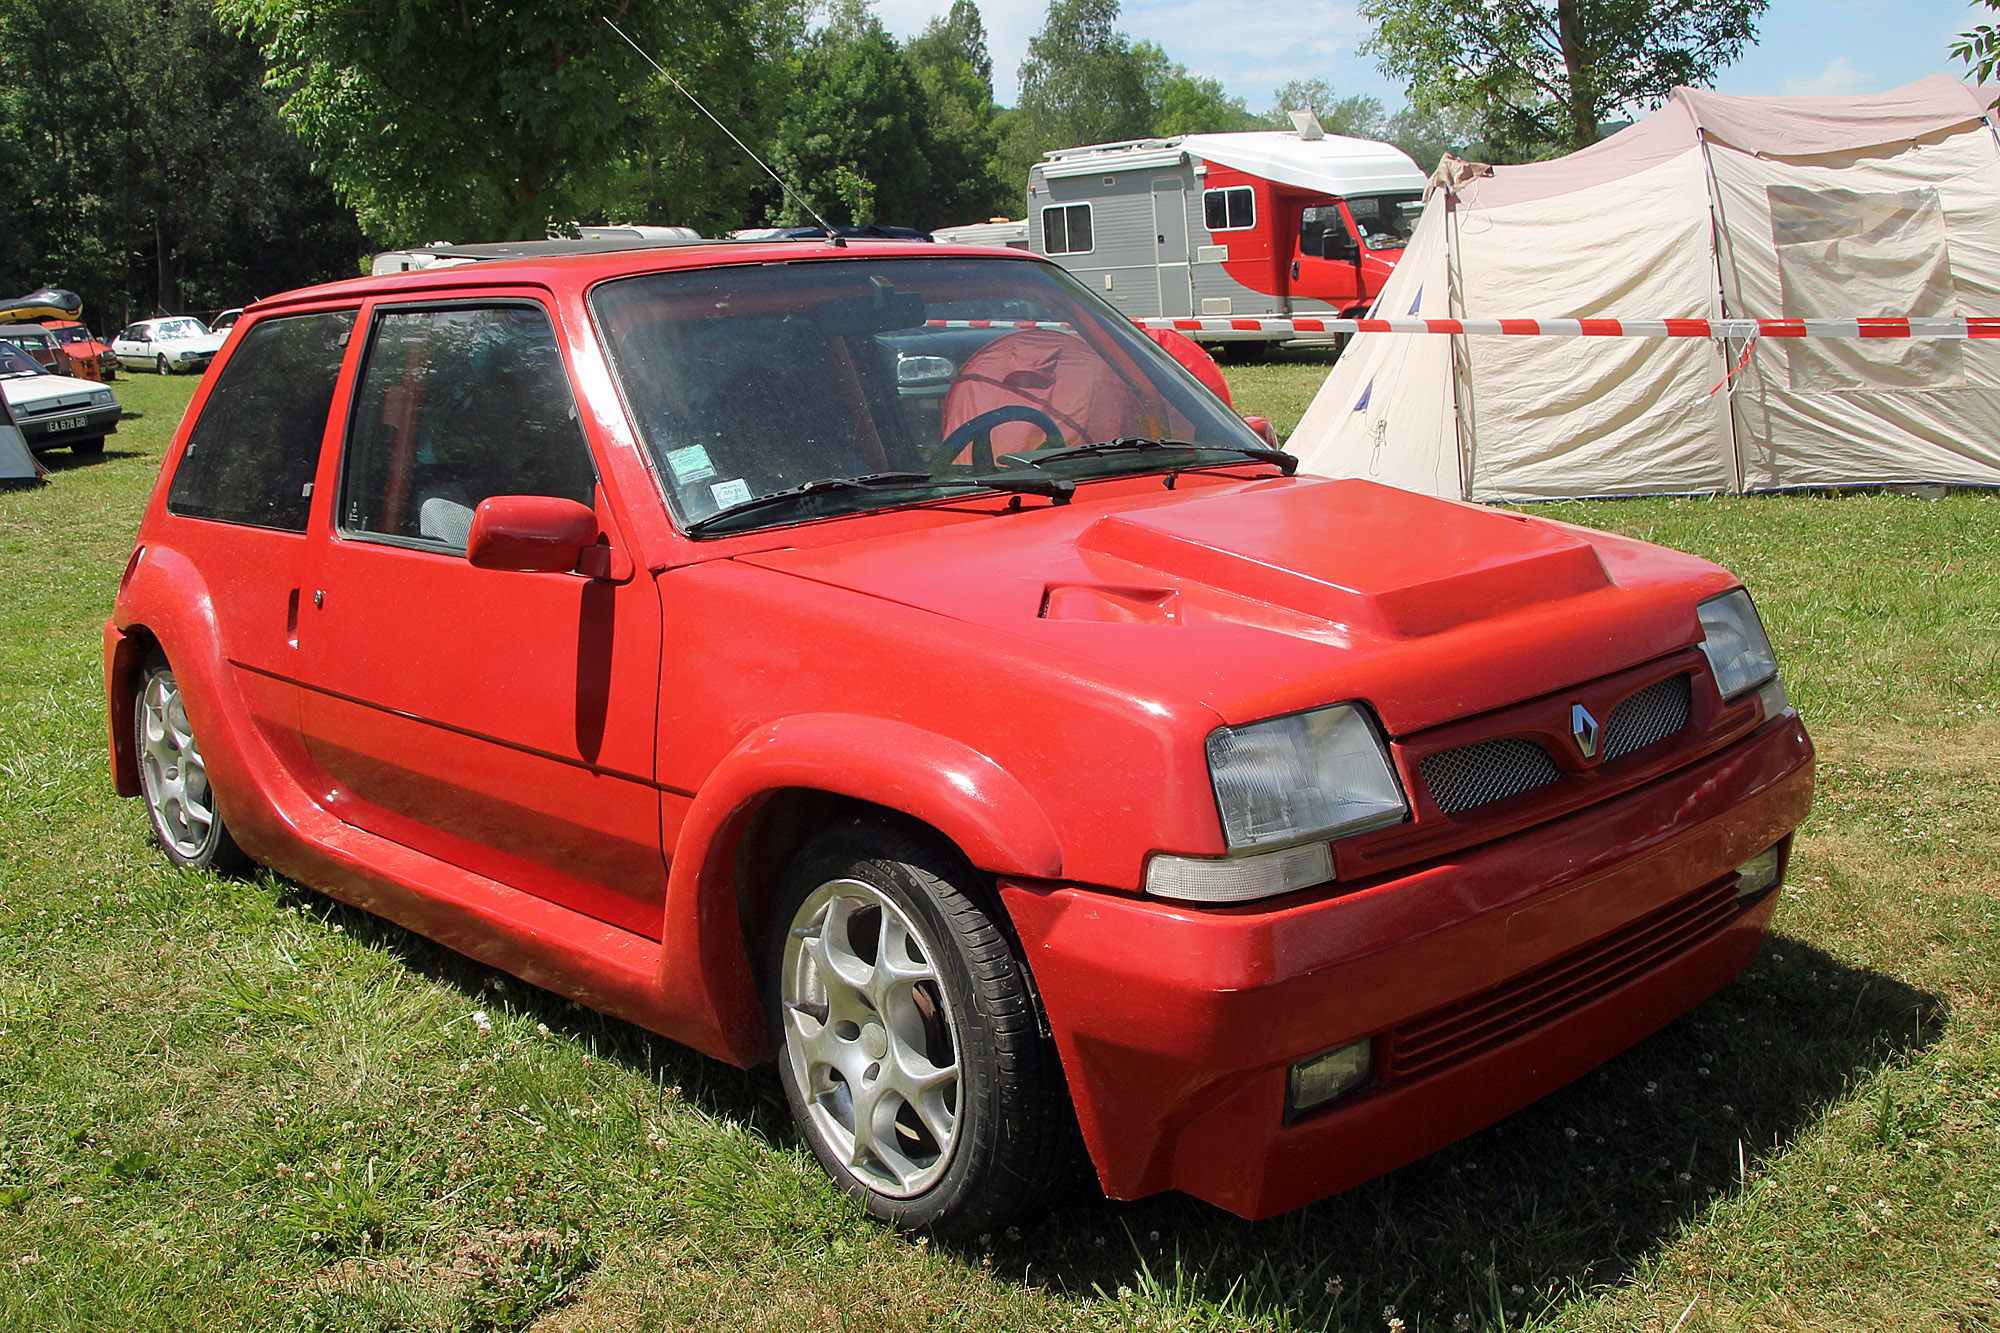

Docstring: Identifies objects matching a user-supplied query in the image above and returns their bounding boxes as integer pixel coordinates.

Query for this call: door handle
[1291,260,1300,281]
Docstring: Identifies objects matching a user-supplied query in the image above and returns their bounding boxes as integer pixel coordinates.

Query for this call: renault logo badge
[1571,703,1601,759]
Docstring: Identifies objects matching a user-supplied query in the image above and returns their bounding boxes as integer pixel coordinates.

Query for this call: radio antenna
[603,17,845,247]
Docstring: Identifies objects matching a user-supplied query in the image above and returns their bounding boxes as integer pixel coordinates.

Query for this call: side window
[1203,186,1255,232]
[1299,204,1357,260]
[166,309,355,532]
[1042,203,1093,256]
[339,304,596,553]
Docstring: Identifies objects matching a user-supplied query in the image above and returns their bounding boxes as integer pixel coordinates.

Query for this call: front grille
[1380,876,1742,1083]
[1419,737,1562,815]
[1602,674,1691,762]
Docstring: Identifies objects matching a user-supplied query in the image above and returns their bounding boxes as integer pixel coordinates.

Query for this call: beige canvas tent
[1287,75,2000,500]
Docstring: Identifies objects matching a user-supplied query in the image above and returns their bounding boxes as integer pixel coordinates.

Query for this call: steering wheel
[930,404,1064,471]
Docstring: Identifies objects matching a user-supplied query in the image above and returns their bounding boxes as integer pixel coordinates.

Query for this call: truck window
[1344,192,1424,250]
[1299,205,1357,261]
[1042,203,1093,256]
[1203,187,1255,232]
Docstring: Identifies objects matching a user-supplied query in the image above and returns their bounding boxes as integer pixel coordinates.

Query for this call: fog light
[1735,844,1783,899]
[1287,1039,1373,1119]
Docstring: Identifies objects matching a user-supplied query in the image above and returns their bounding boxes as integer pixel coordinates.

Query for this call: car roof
[251,239,1043,315]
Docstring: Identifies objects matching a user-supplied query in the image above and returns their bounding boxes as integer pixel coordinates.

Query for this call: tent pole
[1445,189,1476,501]
[1696,126,1748,495]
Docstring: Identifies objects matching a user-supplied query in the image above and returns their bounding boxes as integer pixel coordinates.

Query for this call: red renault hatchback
[105,239,1813,1236]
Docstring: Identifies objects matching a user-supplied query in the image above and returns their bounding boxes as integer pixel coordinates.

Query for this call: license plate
[49,415,86,432]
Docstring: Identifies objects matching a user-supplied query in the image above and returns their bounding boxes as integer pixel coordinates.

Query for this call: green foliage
[1137,42,1259,137]
[221,0,794,244]
[766,0,1011,232]
[906,1,1013,226]
[1260,78,1495,173]
[0,0,363,326]
[1951,6,2000,87]
[1360,0,1767,157]
[768,1,931,228]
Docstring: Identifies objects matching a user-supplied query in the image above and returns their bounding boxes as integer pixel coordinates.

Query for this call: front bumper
[1000,710,1813,1218]
[17,402,119,450]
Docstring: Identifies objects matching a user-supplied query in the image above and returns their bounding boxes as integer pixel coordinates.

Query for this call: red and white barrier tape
[925,319,1073,330]
[1134,315,2000,340]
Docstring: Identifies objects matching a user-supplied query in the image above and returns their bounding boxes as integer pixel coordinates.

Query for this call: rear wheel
[135,653,249,873]
[765,819,1073,1236]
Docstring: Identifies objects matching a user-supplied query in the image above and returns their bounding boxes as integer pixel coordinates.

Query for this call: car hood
[732,476,1735,736]
[1,372,108,410]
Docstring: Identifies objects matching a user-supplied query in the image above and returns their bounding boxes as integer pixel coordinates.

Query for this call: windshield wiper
[1010,437,1298,475]
[684,470,1074,537]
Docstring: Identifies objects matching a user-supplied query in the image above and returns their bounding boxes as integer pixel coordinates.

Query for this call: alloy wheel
[778,877,963,1198]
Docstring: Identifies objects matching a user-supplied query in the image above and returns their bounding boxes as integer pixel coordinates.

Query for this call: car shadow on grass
[33,446,143,474]
[260,877,1941,1331]
[267,879,794,1141]
[981,932,1943,1331]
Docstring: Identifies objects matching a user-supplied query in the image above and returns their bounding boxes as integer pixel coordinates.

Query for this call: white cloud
[1782,56,1872,96]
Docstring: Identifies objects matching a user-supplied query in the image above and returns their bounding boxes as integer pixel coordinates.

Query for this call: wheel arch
[656,714,1065,1066]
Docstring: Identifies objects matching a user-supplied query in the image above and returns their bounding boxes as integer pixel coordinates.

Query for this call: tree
[1000,0,1154,183]
[905,1,1012,225]
[1138,43,1258,136]
[767,1,931,227]
[0,0,363,326]
[1953,4,2000,89]
[223,0,789,244]
[1263,79,1391,139]
[1359,0,1767,157]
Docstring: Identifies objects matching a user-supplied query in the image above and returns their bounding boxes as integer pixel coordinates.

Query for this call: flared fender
[656,714,1065,1066]
[102,547,300,864]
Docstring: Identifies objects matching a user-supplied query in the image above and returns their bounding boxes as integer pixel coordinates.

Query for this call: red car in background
[103,239,1813,1236]
[42,320,116,382]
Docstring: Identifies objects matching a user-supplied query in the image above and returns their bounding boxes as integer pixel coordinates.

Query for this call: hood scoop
[1039,583,1182,625]
[1074,481,1612,639]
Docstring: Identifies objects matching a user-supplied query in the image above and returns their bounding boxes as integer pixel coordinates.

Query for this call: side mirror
[465,495,599,573]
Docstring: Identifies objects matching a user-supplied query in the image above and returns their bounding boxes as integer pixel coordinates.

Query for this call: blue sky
[873,0,1988,112]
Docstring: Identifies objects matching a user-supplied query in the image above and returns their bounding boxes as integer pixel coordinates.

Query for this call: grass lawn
[1,365,1995,1332]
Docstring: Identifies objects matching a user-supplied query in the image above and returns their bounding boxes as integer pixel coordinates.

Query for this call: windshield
[153,317,210,339]
[591,256,1268,533]
[1345,192,1424,251]
[51,326,93,345]
[0,344,48,378]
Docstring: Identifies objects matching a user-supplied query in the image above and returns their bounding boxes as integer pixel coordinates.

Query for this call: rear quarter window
[167,309,355,532]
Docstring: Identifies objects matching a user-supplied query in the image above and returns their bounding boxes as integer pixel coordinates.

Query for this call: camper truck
[1027,116,1426,347]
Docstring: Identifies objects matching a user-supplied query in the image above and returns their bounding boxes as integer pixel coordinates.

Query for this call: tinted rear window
[168,310,354,532]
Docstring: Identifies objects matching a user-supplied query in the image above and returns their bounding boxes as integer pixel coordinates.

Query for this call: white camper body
[1026,127,1426,341]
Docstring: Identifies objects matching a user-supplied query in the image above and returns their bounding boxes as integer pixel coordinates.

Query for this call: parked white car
[112,316,226,375]
[0,341,119,453]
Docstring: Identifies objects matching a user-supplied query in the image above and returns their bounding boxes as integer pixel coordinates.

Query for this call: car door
[1288,201,1365,313]
[115,325,147,369]
[296,297,668,936]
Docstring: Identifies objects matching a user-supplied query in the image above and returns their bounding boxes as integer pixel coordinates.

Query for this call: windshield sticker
[666,444,717,483]
[710,477,752,508]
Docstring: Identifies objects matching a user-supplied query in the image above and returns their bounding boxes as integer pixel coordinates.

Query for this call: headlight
[91,390,114,407]
[1697,589,1779,700]
[1206,703,1407,851]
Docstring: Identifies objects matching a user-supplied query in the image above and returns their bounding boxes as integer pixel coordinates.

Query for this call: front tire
[135,653,249,873]
[155,354,170,375]
[765,819,1072,1237]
